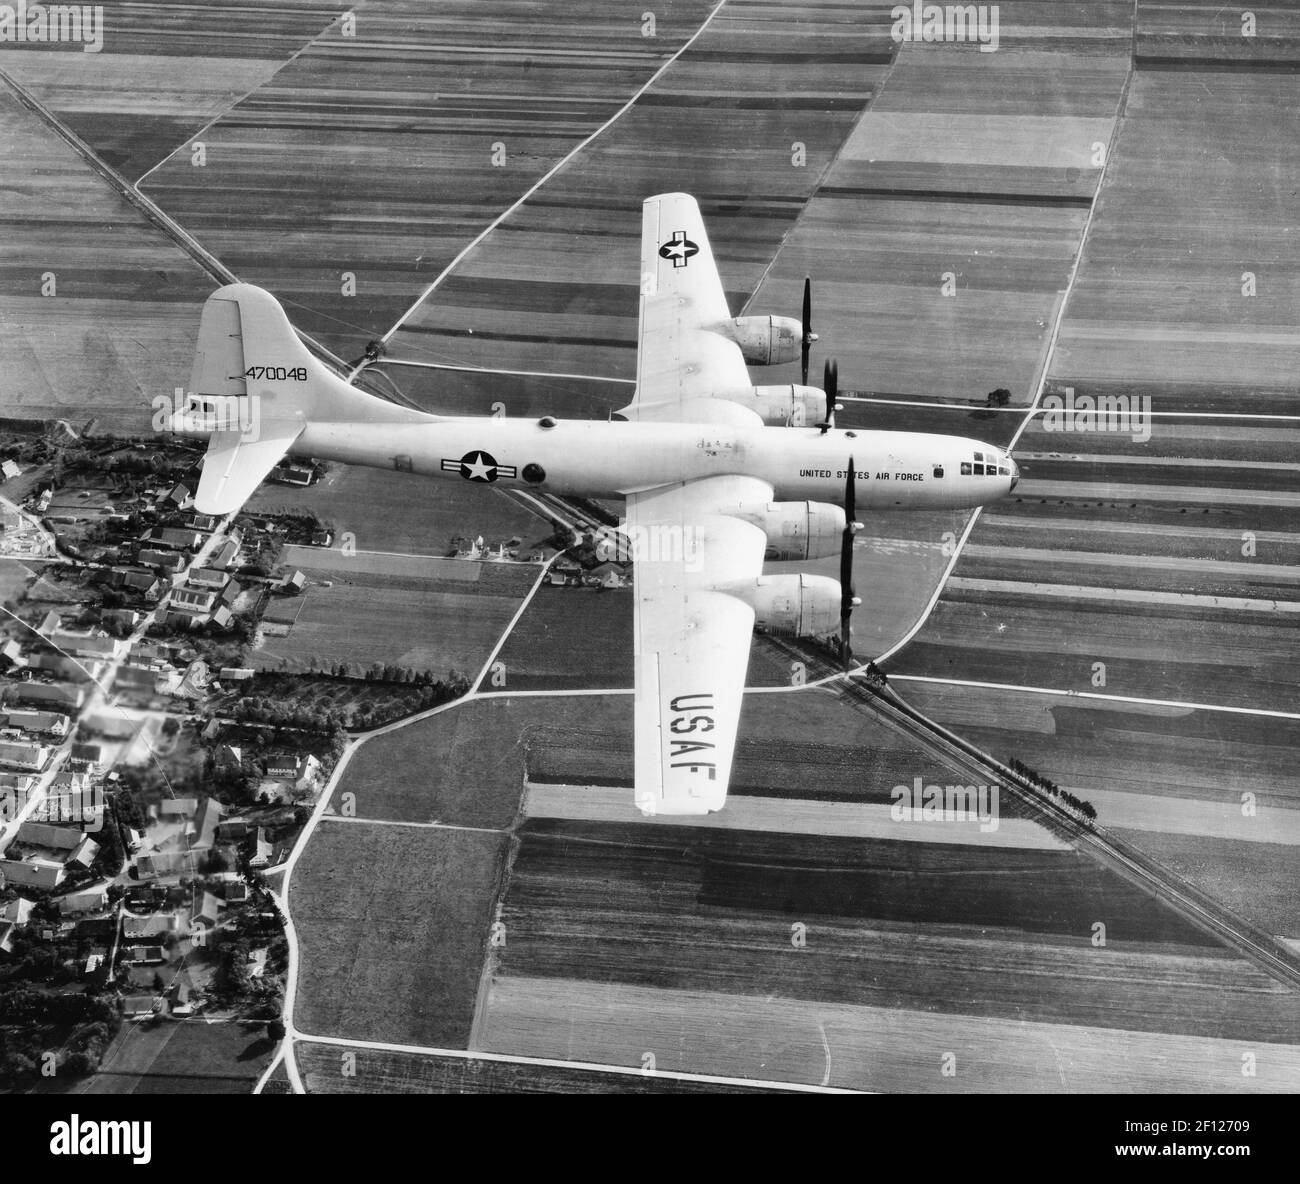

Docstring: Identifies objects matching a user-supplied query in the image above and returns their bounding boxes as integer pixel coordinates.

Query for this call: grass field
[82,1020,274,1095]
[332,694,628,827]
[290,819,507,1047]
[251,560,537,678]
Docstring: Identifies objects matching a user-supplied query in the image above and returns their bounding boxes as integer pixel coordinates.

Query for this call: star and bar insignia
[441,450,516,483]
[658,230,699,268]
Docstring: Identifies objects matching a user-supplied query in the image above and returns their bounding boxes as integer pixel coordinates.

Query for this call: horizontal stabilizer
[195,426,302,515]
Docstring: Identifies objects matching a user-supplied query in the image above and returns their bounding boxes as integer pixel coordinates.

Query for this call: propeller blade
[840,455,856,668]
[823,359,839,428]
[801,276,813,385]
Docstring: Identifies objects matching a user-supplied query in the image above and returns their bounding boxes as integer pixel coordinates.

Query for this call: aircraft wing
[621,192,758,426]
[625,474,772,815]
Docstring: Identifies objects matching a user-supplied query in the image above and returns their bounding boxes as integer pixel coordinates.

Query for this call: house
[191,890,222,929]
[58,886,109,915]
[16,821,83,851]
[145,527,202,551]
[114,569,165,601]
[0,740,51,771]
[46,629,127,661]
[20,651,85,678]
[122,944,166,965]
[207,539,239,570]
[67,836,100,870]
[1,458,21,480]
[215,819,250,843]
[125,884,166,910]
[2,897,35,924]
[0,921,15,954]
[10,682,86,709]
[36,610,61,636]
[281,570,306,593]
[217,668,253,683]
[224,881,249,904]
[168,586,219,615]
[210,605,234,629]
[273,462,315,486]
[193,798,223,849]
[122,995,158,1017]
[3,710,70,737]
[0,857,65,889]
[123,913,177,940]
[137,547,185,573]
[136,851,199,877]
[0,638,23,668]
[265,752,309,780]
[249,829,274,869]
[158,482,193,509]
[70,741,103,766]
[187,567,229,590]
[310,527,333,547]
[185,512,219,532]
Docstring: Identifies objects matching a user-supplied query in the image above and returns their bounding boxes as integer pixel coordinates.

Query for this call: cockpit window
[960,461,972,476]
[997,465,1009,476]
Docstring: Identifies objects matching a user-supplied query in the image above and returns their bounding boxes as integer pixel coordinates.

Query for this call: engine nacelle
[733,501,845,562]
[724,315,802,366]
[726,573,843,638]
[717,384,826,427]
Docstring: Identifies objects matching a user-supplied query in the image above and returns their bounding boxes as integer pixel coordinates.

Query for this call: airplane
[170,192,1018,817]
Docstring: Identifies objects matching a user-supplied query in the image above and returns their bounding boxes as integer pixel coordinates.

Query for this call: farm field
[326,694,631,828]
[295,1041,771,1093]
[479,976,1300,1092]
[134,0,720,359]
[0,87,211,432]
[290,820,508,1048]
[485,819,1299,1050]
[250,558,537,677]
[80,1020,274,1095]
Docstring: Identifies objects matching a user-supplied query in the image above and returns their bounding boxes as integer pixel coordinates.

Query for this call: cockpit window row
[960,450,1009,478]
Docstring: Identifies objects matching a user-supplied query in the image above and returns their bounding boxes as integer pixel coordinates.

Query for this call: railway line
[759,633,1300,993]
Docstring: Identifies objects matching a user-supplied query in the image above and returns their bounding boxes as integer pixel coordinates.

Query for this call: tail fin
[172,283,422,515]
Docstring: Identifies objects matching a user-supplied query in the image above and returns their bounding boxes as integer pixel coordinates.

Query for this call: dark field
[290,820,507,1047]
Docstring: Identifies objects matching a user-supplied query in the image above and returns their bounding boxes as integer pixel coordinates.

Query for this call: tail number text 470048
[244,366,308,381]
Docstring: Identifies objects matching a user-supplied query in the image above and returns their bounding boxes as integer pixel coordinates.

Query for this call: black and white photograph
[0,0,1295,1147]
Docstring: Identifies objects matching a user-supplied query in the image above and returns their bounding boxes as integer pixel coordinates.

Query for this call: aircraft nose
[1008,455,1019,490]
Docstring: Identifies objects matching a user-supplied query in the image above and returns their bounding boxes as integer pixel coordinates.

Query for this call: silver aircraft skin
[174,193,1017,816]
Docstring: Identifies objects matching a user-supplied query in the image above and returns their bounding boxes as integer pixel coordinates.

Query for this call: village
[0,434,349,1085]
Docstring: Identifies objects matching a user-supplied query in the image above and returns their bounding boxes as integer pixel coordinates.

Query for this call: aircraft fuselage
[295,416,1018,510]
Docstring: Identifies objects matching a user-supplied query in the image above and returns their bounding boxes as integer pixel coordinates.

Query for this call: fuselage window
[960,461,972,476]
[933,464,944,479]
[972,463,985,475]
